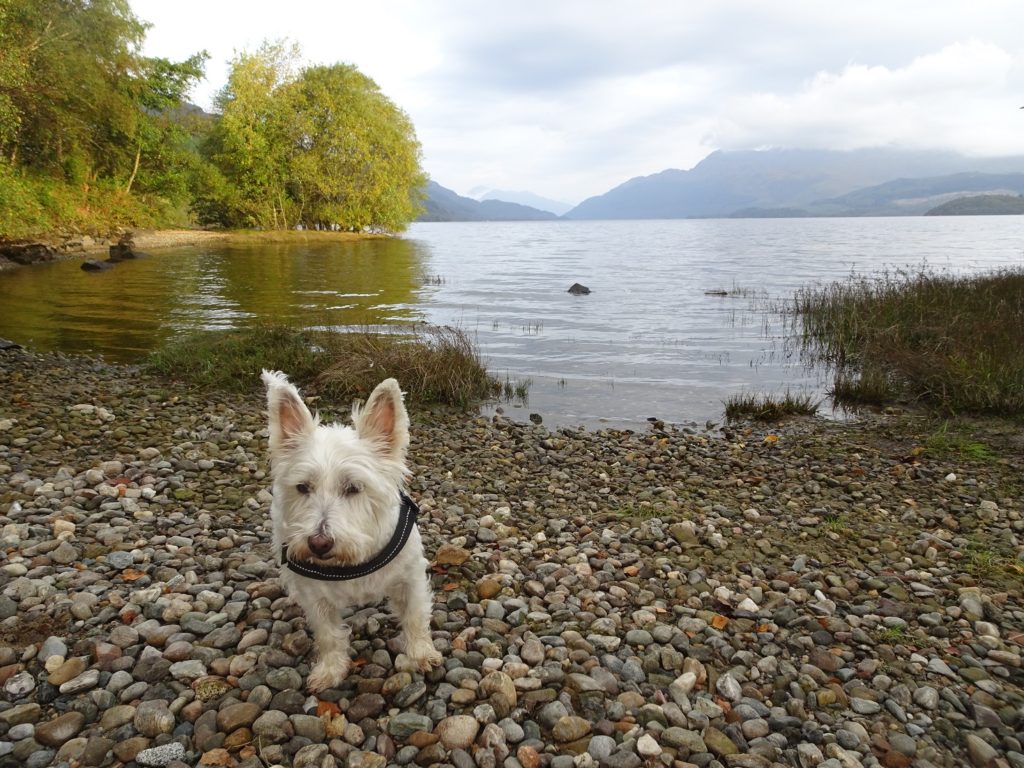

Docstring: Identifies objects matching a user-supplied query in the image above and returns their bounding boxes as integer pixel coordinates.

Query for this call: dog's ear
[353,378,409,463]
[262,370,315,455]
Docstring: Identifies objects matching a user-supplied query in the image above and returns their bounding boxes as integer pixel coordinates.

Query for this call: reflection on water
[0,239,427,360]
[1,218,1021,428]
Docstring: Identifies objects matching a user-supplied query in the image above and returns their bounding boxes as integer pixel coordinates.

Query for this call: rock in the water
[81,259,112,271]
[568,282,591,295]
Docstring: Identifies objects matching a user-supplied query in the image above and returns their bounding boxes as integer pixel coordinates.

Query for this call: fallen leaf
[711,614,729,630]
[121,568,146,581]
[316,700,341,718]
[763,434,779,444]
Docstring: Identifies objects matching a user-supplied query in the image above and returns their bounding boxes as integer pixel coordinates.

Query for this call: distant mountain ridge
[417,181,558,222]
[804,173,1024,216]
[469,187,574,216]
[562,148,1024,220]
[925,194,1024,216]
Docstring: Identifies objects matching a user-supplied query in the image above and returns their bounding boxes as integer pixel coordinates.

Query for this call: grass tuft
[828,367,894,407]
[925,421,996,461]
[792,267,1024,415]
[146,324,527,409]
[724,390,820,422]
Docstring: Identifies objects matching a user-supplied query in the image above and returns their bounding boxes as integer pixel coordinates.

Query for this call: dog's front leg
[303,597,353,692]
[388,576,443,673]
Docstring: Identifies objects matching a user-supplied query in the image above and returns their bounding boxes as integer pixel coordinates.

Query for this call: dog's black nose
[308,534,334,558]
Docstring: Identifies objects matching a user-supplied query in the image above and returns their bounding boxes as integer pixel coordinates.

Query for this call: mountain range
[416,181,557,222]
[467,187,574,216]
[419,148,1024,222]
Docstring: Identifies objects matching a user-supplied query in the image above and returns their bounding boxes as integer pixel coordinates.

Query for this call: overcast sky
[131,1,1024,205]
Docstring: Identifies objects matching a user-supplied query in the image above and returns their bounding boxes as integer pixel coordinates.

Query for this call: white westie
[262,370,442,692]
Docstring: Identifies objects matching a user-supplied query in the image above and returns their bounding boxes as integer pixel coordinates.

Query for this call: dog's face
[262,371,410,565]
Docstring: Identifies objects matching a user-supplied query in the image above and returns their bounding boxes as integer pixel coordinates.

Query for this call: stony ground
[0,347,1021,768]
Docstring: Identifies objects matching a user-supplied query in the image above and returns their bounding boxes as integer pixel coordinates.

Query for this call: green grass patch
[607,503,665,521]
[962,541,1009,582]
[877,625,906,643]
[822,514,846,532]
[146,324,528,409]
[792,267,1024,415]
[924,421,996,461]
[723,390,820,422]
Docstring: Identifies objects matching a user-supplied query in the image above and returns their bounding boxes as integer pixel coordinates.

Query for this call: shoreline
[0,228,390,271]
[0,345,1021,767]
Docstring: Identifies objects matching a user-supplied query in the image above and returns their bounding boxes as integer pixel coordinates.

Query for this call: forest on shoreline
[0,0,426,241]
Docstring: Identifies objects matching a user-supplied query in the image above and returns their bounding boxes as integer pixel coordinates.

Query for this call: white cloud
[711,40,1023,157]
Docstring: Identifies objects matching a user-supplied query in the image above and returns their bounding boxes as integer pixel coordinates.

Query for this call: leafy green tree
[0,0,27,153]
[0,0,146,175]
[206,42,425,232]
[208,41,300,228]
[123,54,208,196]
[0,0,204,190]
[281,64,425,231]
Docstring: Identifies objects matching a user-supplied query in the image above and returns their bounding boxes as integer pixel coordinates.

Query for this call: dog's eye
[296,483,311,495]
[343,483,361,496]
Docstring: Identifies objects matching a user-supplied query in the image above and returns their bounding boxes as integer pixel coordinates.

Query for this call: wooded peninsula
[0,0,426,242]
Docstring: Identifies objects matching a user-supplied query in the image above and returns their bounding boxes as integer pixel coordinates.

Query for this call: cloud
[710,40,1023,156]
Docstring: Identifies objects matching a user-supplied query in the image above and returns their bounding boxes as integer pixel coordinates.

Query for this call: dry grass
[146,324,526,409]
[723,390,820,421]
[792,268,1024,415]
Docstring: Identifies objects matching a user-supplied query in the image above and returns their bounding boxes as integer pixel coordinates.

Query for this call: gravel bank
[0,347,1021,768]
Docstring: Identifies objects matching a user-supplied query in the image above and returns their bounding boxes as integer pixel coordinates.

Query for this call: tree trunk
[124,144,141,194]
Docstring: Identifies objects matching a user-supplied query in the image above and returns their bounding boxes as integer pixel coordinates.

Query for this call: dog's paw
[307,656,351,692]
[397,639,443,673]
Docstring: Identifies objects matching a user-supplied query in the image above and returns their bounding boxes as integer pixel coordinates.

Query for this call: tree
[281,64,426,231]
[205,42,426,232]
[0,0,205,193]
[208,41,300,229]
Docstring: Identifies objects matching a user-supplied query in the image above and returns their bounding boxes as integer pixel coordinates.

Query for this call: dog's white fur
[262,370,442,692]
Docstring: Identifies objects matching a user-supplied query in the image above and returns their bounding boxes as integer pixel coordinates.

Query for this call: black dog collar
[281,492,419,581]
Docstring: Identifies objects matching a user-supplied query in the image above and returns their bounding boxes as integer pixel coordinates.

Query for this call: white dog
[262,370,442,692]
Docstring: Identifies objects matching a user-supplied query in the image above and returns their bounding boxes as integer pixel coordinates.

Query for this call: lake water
[1,218,1021,429]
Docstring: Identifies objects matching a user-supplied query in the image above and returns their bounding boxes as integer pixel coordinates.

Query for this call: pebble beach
[0,346,1021,768]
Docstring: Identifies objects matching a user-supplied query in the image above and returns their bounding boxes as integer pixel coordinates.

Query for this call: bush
[0,162,184,239]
